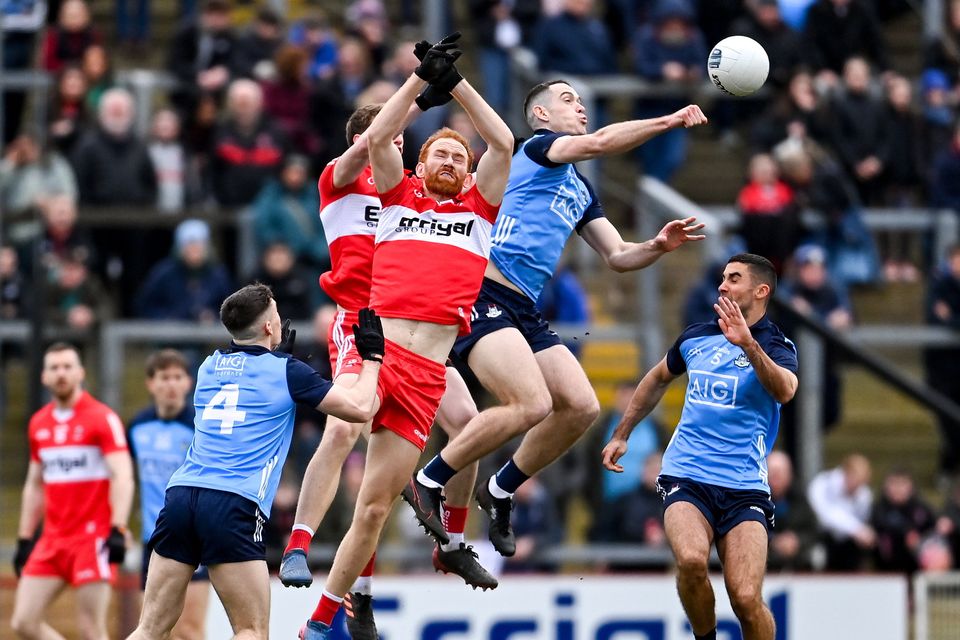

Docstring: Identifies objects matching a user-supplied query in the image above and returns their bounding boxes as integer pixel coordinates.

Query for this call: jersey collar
[225,341,272,355]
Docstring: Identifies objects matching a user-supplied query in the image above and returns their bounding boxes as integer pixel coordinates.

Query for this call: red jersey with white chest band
[317,160,381,311]
[28,391,128,538]
[371,174,499,335]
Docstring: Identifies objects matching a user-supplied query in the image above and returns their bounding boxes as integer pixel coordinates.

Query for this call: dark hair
[345,103,383,144]
[274,44,308,83]
[220,283,274,339]
[145,349,190,378]
[44,341,81,359]
[522,79,569,129]
[727,253,777,296]
[202,0,231,14]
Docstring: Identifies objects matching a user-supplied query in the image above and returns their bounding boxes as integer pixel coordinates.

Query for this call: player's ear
[461,172,475,191]
[533,104,548,123]
[415,162,426,178]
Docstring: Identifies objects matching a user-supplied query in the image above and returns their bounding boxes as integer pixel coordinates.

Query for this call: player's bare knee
[728,583,763,616]
[354,498,392,530]
[674,549,710,579]
[514,392,552,429]
[323,419,362,451]
[10,613,38,639]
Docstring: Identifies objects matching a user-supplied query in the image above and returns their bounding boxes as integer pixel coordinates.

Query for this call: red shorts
[373,340,447,450]
[23,533,116,586]
[328,309,363,378]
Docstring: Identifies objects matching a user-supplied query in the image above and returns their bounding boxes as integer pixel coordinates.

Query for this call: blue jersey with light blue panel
[490,130,605,301]
[661,316,798,492]
[167,343,333,516]
[129,406,195,542]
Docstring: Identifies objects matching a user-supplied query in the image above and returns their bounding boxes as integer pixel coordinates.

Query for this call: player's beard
[52,380,79,404]
[424,169,464,199]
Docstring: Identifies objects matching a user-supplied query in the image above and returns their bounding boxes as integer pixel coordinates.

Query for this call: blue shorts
[454,278,563,359]
[150,486,267,567]
[657,474,775,538]
[140,540,209,590]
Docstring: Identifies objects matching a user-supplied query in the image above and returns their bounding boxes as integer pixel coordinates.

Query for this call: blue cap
[175,219,210,249]
[922,69,951,93]
[794,244,826,266]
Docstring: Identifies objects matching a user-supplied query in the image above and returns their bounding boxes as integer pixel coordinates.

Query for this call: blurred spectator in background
[262,45,322,157]
[918,534,955,572]
[46,250,108,331]
[802,0,889,83]
[937,478,960,569]
[808,453,875,571]
[736,152,800,272]
[209,78,287,210]
[469,0,541,116]
[291,304,336,478]
[767,451,818,572]
[682,257,726,326]
[695,0,744,57]
[502,476,562,574]
[534,0,615,76]
[752,70,831,153]
[872,467,936,575]
[288,12,338,83]
[249,242,319,320]
[730,0,803,90]
[41,0,99,72]
[826,57,890,205]
[135,219,232,322]
[924,0,960,81]
[71,87,156,206]
[924,245,960,477]
[633,0,705,182]
[148,109,188,213]
[0,129,77,237]
[168,0,236,118]
[252,154,328,271]
[233,7,283,79]
[115,0,148,51]
[919,70,956,168]
[48,65,89,155]
[536,262,590,358]
[37,194,95,270]
[930,121,960,214]
[345,0,389,70]
[0,245,29,320]
[81,44,113,113]
[317,36,375,111]
[2,0,46,144]
[589,382,660,540]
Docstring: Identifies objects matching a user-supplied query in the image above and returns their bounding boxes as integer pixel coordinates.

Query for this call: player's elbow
[487,129,514,154]
[775,381,798,404]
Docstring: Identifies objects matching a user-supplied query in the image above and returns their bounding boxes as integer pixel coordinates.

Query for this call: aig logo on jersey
[215,353,246,377]
[687,369,739,409]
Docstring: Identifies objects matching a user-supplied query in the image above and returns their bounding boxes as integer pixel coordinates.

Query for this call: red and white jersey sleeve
[28,392,128,539]
[317,160,381,311]
[370,175,500,335]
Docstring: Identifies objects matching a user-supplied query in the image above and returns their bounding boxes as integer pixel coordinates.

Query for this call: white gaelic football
[707,35,770,97]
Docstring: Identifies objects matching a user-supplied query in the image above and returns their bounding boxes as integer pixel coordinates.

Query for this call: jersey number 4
[202,384,247,434]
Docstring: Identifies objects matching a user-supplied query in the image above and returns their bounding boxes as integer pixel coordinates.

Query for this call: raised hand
[714,295,753,347]
[654,216,706,253]
[352,308,385,363]
[601,438,628,473]
[415,32,462,84]
[276,319,297,354]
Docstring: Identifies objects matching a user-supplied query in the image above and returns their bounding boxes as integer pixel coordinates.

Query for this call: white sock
[441,532,465,552]
[321,589,343,604]
[417,468,443,489]
[292,523,315,536]
[349,576,372,596]
[489,475,512,499]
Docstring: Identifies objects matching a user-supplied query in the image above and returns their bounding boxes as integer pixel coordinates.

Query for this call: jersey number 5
[202,384,247,434]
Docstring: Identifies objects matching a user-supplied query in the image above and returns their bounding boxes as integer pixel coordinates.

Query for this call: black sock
[694,629,717,640]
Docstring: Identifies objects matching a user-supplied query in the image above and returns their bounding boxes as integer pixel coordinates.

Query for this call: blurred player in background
[11,343,134,640]
[299,32,514,640]
[129,349,208,640]
[602,254,798,640]
[126,284,385,640]
[405,78,708,557]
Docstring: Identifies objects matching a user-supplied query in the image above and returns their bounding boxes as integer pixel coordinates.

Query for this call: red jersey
[28,391,128,538]
[371,175,500,335]
[737,181,795,216]
[317,160,381,311]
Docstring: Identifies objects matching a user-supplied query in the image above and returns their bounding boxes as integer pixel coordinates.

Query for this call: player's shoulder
[676,321,722,344]
[28,403,55,430]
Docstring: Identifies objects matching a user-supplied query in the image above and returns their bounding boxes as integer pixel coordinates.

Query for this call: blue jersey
[168,343,333,516]
[129,406,195,542]
[661,317,798,492]
[490,130,605,301]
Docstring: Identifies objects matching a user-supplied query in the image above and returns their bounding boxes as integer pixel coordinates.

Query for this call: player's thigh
[534,344,598,413]
[73,581,111,638]
[435,366,478,435]
[664,501,714,570]
[172,579,211,640]
[466,328,549,405]
[138,552,198,636]
[208,561,270,638]
[11,576,66,627]
[717,520,769,602]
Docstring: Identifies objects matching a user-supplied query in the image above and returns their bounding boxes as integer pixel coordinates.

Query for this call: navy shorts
[150,486,267,567]
[656,474,775,538]
[140,540,209,590]
[454,278,563,359]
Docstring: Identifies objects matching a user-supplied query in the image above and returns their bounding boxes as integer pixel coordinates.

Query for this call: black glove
[416,84,455,111]
[105,526,126,564]
[276,318,297,354]
[413,39,431,62]
[13,538,33,577]
[414,32,462,84]
[352,308,385,363]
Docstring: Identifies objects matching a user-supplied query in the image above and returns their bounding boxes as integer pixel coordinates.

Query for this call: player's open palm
[601,438,628,473]
[714,296,752,347]
[656,217,706,252]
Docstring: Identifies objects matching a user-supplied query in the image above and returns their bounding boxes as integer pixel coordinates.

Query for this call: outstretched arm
[580,216,705,273]
[365,75,426,194]
[546,105,707,164]
[601,358,677,472]
[450,79,514,205]
[333,103,424,189]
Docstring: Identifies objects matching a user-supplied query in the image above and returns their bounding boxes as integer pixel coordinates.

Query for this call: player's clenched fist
[601,438,629,473]
[352,308,385,363]
[670,104,708,129]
